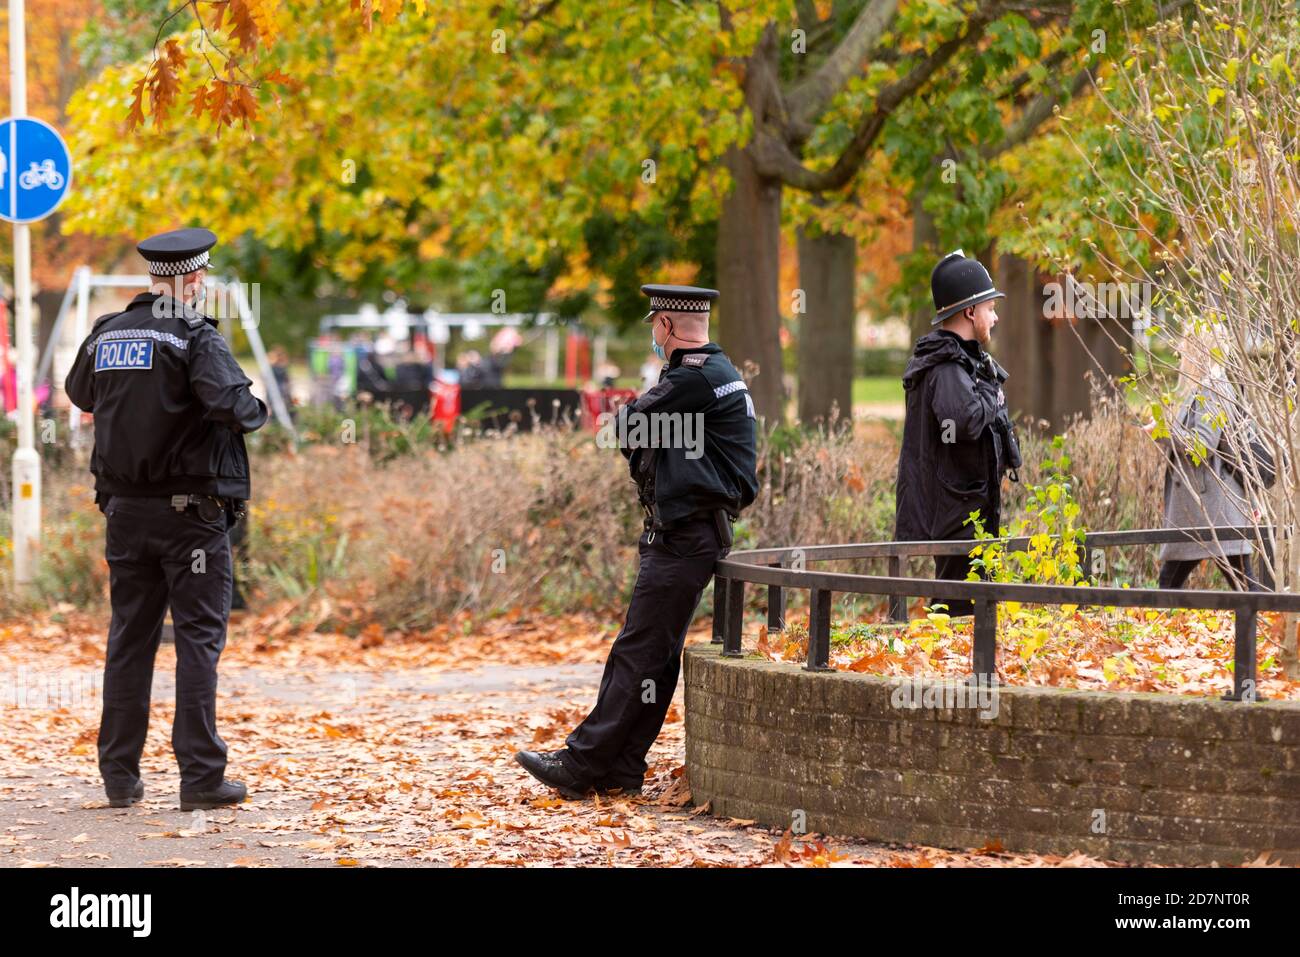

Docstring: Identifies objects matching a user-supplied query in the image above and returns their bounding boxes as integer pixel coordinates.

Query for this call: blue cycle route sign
[0,116,72,224]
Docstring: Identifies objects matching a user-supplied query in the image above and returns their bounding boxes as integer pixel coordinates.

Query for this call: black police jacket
[619,343,758,527]
[65,291,269,501]
[893,329,1013,543]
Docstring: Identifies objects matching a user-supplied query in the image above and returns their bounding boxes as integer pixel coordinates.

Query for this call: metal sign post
[5,0,73,584]
[8,0,36,585]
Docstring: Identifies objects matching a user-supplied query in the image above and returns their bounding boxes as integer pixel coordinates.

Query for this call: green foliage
[64,0,744,321]
[258,532,351,599]
[761,419,815,468]
[75,0,175,68]
[859,347,910,377]
[252,402,458,462]
[830,620,907,654]
[966,435,1088,586]
[33,505,109,608]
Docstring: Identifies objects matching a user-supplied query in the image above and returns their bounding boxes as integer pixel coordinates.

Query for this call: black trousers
[926,501,999,619]
[931,551,979,617]
[99,496,233,793]
[1159,553,1261,591]
[564,515,723,786]
[228,513,249,610]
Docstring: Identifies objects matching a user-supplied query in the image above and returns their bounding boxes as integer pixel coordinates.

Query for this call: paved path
[1,639,1119,868]
[2,662,629,867]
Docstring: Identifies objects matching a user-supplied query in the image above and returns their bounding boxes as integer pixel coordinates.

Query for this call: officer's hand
[974,376,1000,405]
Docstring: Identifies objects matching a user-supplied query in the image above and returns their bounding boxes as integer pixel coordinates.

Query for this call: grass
[852,376,905,407]
[502,373,644,389]
[497,373,905,407]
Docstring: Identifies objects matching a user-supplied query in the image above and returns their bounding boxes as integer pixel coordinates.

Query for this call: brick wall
[684,643,1300,866]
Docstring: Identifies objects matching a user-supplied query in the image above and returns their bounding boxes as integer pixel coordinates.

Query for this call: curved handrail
[709,526,1293,702]
[725,526,1276,566]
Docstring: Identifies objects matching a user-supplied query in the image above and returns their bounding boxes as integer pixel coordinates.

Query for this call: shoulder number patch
[95,338,154,372]
[681,353,709,367]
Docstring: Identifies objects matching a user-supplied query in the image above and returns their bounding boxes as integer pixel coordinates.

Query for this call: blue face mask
[651,324,666,361]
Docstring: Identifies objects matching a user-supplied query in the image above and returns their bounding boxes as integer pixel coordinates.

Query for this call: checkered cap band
[145,251,210,276]
[649,296,711,312]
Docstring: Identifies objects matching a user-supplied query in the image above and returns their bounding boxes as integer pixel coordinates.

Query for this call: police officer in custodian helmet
[65,227,269,811]
[515,284,759,799]
[894,250,1022,616]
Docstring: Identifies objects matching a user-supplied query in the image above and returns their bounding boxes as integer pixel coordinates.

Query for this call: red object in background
[580,386,638,431]
[430,377,460,433]
[564,332,590,385]
[0,299,13,413]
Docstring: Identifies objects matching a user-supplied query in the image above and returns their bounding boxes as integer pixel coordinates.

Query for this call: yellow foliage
[63,0,750,290]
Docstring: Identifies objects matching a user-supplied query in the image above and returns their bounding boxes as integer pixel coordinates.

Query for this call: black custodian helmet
[931,249,1005,325]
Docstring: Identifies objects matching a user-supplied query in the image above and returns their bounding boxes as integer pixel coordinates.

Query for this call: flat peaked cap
[138,227,218,276]
[640,284,719,322]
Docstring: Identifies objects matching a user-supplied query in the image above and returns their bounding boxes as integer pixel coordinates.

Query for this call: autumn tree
[64,1,745,342]
[0,0,134,322]
[67,0,1189,425]
[776,0,1109,422]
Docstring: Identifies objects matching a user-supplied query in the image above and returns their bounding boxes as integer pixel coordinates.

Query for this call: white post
[544,327,559,383]
[231,279,294,434]
[67,264,89,434]
[9,0,40,585]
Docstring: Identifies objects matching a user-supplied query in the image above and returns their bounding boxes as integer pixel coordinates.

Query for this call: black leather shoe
[179,779,247,811]
[515,750,594,800]
[594,778,643,797]
[106,779,144,808]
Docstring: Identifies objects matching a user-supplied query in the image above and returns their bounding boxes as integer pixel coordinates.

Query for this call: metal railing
[710,527,1299,701]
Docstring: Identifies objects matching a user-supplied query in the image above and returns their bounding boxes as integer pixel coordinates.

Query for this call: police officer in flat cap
[65,227,269,810]
[515,284,758,798]
[894,250,1022,616]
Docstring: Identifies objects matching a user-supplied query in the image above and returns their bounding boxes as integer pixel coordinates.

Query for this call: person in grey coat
[1151,347,1261,591]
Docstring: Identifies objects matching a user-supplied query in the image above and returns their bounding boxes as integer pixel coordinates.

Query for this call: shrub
[1,387,1170,630]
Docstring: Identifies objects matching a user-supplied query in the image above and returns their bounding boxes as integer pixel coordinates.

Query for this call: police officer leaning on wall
[515,284,759,799]
[894,250,1022,617]
[65,227,269,811]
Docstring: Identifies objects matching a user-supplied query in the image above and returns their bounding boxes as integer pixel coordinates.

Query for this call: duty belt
[645,506,735,549]
[169,494,244,523]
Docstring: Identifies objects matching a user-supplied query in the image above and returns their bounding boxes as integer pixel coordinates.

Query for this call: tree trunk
[996,251,1049,424]
[796,225,856,426]
[909,190,938,342]
[1076,309,1127,413]
[1283,614,1300,678]
[716,142,786,424]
